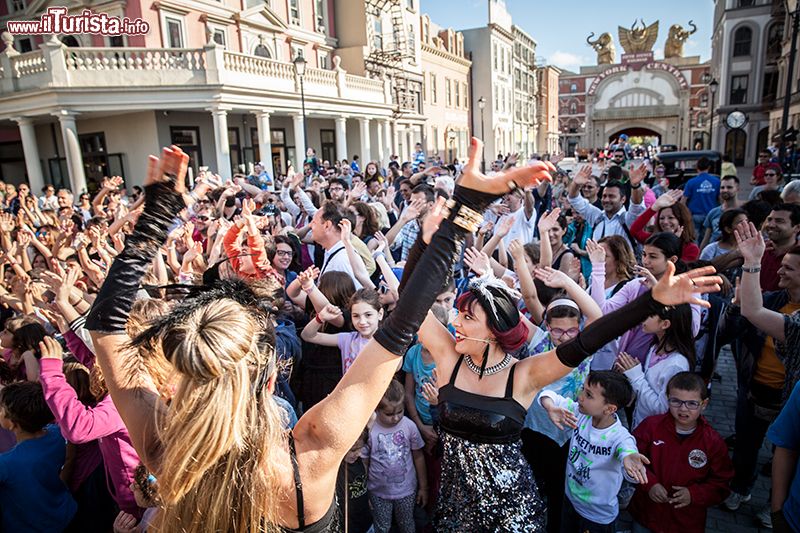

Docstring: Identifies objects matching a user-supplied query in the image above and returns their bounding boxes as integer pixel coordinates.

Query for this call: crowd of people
[0,135,797,533]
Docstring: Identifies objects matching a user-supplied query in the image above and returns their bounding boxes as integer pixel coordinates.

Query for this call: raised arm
[537,208,561,268]
[86,146,190,470]
[534,266,602,324]
[735,221,786,341]
[509,239,545,324]
[294,139,555,479]
[339,219,375,290]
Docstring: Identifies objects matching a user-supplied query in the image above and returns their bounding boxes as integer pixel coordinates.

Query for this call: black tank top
[437,356,527,445]
[281,433,338,533]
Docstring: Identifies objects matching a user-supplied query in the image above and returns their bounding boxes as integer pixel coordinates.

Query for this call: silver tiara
[468,272,521,321]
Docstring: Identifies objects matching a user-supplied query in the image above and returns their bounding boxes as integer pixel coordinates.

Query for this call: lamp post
[781,2,800,169]
[708,78,718,151]
[293,54,308,160]
[478,96,486,171]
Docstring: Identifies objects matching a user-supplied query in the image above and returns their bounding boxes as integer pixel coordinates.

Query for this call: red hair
[456,292,529,352]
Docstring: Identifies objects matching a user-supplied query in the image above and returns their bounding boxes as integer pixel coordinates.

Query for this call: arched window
[766,23,783,62]
[61,35,80,47]
[254,44,271,58]
[733,27,752,57]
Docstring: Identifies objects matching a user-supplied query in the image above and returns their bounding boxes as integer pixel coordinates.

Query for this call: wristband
[742,265,761,273]
[630,183,642,189]
[315,314,324,325]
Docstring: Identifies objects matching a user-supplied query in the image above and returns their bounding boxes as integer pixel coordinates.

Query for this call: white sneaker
[757,507,773,529]
[724,491,752,511]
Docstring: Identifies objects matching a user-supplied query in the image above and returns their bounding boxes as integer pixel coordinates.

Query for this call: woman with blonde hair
[85,143,719,532]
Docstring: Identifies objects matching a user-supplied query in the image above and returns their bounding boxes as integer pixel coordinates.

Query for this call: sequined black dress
[434,356,546,532]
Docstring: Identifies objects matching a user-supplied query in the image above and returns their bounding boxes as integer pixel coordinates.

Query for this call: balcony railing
[0,42,389,105]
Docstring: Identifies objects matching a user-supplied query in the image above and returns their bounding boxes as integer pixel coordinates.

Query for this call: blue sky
[419,0,714,71]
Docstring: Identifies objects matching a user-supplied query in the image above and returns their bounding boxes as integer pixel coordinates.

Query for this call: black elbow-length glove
[374,187,495,356]
[555,289,667,367]
[85,178,185,333]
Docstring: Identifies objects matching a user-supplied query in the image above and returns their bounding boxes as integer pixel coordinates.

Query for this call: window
[737,0,754,6]
[318,51,329,69]
[212,28,226,48]
[431,126,438,152]
[228,127,242,172]
[62,35,80,47]
[569,102,577,114]
[730,74,748,104]
[700,92,709,107]
[696,114,705,128]
[406,0,414,9]
[372,16,383,50]
[254,44,271,58]
[763,70,779,101]
[515,70,520,90]
[315,0,325,31]
[733,27,752,57]
[320,130,335,163]
[570,83,577,93]
[463,82,469,108]
[292,45,304,61]
[430,73,437,103]
[454,81,460,108]
[8,0,25,12]
[289,0,300,25]
[16,37,32,53]
[165,17,184,48]
[422,20,429,44]
[408,24,415,53]
[446,78,452,107]
[493,43,498,69]
[766,23,783,62]
[108,35,125,47]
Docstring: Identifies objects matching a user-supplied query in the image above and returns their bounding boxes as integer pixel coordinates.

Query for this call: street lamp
[293,53,308,161]
[478,96,486,171]
[708,78,718,151]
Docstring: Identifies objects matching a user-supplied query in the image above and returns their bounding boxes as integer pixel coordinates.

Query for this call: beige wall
[421,45,471,162]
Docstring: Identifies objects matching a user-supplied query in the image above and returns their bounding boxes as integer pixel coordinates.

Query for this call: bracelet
[630,183,642,189]
[742,265,761,273]
[302,285,314,294]
[314,314,324,324]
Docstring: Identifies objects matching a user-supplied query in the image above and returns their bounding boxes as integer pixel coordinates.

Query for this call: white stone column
[292,114,305,171]
[376,119,385,165]
[382,120,392,161]
[210,108,232,180]
[53,110,87,194]
[358,117,371,162]
[15,118,45,194]
[392,122,400,158]
[405,129,413,161]
[254,110,274,178]
[335,116,348,162]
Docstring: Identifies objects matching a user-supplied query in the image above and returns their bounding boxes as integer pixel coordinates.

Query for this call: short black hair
[607,166,625,181]
[411,184,435,203]
[603,180,626,198]
[0,381,54,433]
[329,178,349,190]
[319,201,346,228]
[772,202,800,226]
[666,371,708,400]
[586,370,633,408]
[365,177,380,187]
[721,175,740,185]
[696,157,711,171]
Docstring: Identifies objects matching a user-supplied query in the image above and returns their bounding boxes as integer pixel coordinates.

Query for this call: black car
[653,150,722,189]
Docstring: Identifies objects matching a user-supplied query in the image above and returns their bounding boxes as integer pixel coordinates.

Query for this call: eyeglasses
[548,327,579,339]
[668,398,702,410]
[276,249,293,258]
[765,172,778,177]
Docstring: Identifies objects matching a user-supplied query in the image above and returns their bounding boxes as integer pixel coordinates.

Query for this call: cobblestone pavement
[617,346,773,532]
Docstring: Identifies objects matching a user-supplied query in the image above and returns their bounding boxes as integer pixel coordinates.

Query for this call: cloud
[549,51,588,69]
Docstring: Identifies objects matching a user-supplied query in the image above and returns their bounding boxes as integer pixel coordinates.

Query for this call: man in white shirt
[498,187,536,247]
[39,185,59,211]
[568,164,646,247]
[309,201,362,289]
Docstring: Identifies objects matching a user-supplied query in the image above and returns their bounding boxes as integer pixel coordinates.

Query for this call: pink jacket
[40,358,142,517]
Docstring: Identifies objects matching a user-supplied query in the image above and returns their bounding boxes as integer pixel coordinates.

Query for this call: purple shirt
[337,332,371,374]
[39,358,143,517]
[363,417,423,499]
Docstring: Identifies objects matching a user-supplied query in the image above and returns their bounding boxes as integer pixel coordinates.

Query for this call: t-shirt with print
[337,331,371,374]
[402,344,437,426]
[683,173,721,216]
[362,416,424,500]
[525,326,593,446]
[539,390,639,525]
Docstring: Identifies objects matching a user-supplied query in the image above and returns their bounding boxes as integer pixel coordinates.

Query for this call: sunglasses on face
[196,216,210,222]
[378,284,390,295]
[765,172,777,177]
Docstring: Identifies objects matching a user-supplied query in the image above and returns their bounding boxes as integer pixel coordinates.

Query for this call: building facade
[0,0,407,193]
[537,65,561,154]
[711,0,782,165]
[463,0,514,161]
[420,15,471,164]
[557,20,711,156]
[512,25,538,157]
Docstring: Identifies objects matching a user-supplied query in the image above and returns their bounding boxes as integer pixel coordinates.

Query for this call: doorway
[320,129,335,164]
[725,129,747,166]
[170,126,203,178]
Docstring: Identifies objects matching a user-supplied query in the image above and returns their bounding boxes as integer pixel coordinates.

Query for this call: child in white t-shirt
[540,370,650,532]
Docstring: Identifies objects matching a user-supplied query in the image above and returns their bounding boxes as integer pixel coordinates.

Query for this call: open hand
[537,208,562,234]
[534,266,571,289]
[651,263,721,308]
[734,221,765,265]
[543,401,578,430]
[614,352,640,373]
[464,247,490,276]
[623,453,650,485]
[508,239,525,261]
[629,163,648,187]
[652,189,683,211]
[144,145,189,193]
[633,265,658,289]
[38,336,63,360]
[459,137,553,195]
[572,165,592,187]
[585,239,605,263]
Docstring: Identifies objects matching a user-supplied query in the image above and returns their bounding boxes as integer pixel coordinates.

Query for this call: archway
[726,129,747,166]
[608,127,662,148]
